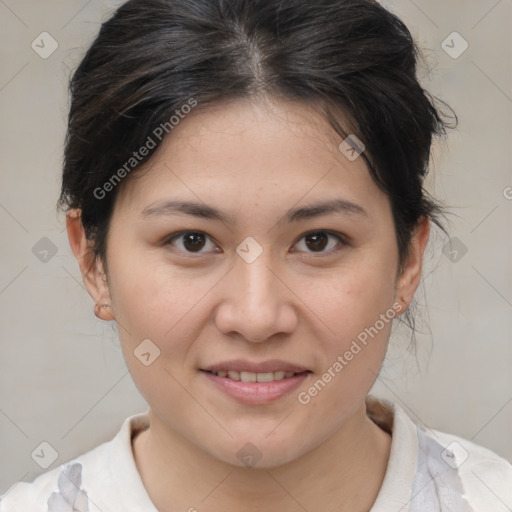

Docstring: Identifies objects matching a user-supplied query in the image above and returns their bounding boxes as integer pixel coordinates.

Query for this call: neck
[133,402,391,512]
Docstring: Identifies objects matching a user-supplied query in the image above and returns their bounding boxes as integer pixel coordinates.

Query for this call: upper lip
[201,359,311,374]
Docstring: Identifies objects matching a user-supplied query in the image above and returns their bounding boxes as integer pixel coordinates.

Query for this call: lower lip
[200,371,310,405]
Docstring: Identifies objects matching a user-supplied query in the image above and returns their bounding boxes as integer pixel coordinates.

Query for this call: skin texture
[67,95,429,512]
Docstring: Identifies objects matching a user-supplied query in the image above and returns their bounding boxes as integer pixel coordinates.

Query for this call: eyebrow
[141,198,367,225]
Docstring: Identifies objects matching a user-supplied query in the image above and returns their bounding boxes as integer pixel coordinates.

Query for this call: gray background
[0,0,511,494]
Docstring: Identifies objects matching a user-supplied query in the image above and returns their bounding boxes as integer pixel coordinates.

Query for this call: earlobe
[66,209,115,321]
[93,303,114,320]
[394,217,430,315]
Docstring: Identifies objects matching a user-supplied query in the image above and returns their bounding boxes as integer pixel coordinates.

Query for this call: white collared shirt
[2,397,511,511]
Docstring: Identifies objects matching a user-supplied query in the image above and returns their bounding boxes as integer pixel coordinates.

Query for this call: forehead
[114,96,390,221]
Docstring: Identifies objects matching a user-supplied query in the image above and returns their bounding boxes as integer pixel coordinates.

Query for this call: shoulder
[367,396,512,511]
[0,446,106,512]
[423,427,512,510]
[0,411,150,512]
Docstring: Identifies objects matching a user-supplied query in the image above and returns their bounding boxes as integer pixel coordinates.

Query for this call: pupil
[184,232,205,251]
[306,232,327,251]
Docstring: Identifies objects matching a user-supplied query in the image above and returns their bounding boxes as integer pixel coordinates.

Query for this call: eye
[163,229,347,256]
[164,231,220,254]
[292,230,346,254]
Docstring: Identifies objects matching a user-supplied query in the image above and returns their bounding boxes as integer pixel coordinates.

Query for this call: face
[71,96,427,468]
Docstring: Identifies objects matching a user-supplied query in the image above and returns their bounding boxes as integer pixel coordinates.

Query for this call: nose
[213,250,298,343]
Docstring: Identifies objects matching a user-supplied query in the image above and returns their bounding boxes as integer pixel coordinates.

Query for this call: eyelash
[163,230,348,257]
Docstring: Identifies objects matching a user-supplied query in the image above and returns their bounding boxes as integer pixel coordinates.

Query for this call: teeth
[240,371,257,382]
[256,372,273,383]
[212,370,298,381]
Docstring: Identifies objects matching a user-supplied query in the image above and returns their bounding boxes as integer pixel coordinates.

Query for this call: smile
[200,362,312,404]
[206,370,300,382]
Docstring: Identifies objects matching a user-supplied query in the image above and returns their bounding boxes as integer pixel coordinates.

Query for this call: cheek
[306,249,397,339]
[299,253,397,392]
[297,284,395,423]
[110,250,214,337]
[108,255,210,416]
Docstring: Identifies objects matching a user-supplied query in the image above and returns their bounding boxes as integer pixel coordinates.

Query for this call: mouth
[199,360,312,404]
[202,369,309,382]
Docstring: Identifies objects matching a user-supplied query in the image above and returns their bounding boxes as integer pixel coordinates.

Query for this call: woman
[2,0,511,511]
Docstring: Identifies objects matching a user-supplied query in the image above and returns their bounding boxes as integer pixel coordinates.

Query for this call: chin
[205,433,312,470]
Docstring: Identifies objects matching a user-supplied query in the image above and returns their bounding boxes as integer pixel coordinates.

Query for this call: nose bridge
[234,243,279,314]
[237,249,276,308]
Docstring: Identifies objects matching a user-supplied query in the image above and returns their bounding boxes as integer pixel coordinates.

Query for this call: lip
[200,359,312,405]
[201,371,310,405]
[201,359,310,374]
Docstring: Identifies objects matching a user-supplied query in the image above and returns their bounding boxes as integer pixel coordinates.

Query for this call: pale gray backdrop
[1,0,511,494]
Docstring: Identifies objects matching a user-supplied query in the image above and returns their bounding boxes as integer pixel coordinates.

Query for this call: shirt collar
[102,397,419,512]
[367,396,419,512]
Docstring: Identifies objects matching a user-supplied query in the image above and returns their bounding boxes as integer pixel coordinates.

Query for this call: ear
[66,209,115,321]
[394,216,430,316]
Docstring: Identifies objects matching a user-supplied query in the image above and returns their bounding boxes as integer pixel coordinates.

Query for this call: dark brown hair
[58,0,456,331]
